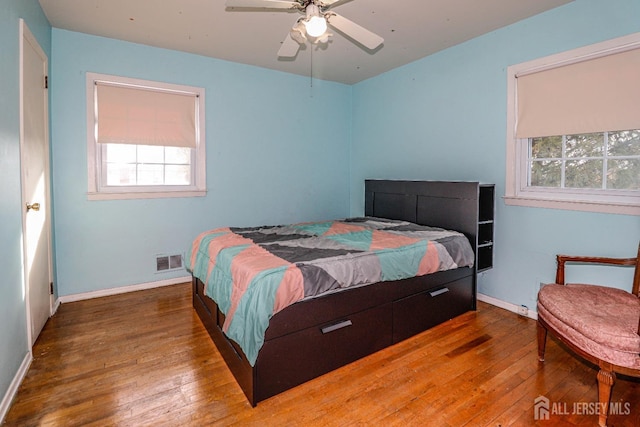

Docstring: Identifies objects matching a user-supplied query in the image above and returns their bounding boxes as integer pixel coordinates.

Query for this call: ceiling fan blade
[318,0,353,9]
[226,0,300,10]
[278,32,301,57]
[326,13,383,50]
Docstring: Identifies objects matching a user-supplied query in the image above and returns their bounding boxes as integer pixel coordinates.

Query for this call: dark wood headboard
[364,180,479,258]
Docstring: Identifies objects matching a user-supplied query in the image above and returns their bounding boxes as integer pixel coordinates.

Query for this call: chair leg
[537,322,547,362]
[596,369,616,427]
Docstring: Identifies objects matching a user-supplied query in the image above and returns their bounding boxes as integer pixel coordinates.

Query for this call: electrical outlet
[517,305,528,316]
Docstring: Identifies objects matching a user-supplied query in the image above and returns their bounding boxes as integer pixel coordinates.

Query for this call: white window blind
[515,47,640,139]
[96,82,197,148]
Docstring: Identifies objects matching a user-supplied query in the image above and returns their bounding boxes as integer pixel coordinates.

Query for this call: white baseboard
[478,292,538,320]
[0,351,32,424]
[59,281,532,317]
[52,297,61,315]
[59,275,192,304]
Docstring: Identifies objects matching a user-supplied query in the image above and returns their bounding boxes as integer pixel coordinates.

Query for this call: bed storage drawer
[254,303,392,403]
[392,276,473,342]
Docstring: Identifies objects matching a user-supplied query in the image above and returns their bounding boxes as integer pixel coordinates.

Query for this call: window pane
[165,146,192,165]
[531,160,561,187]
[608,129,640,156]
[137,145,164,164]
[105,143,136,163]
[607,159,640,190]
[566,133,603,158]
[106,163,136,186]
[565,159,602,188]
[531,136,562,158]
[137,164,164,185]
[165,165,191,185]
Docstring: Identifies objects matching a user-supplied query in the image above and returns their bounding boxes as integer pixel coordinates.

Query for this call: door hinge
[49,282,54,295]
[45,75,48,89]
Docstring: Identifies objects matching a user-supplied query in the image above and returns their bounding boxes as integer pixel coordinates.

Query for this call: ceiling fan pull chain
[310,45,313,89]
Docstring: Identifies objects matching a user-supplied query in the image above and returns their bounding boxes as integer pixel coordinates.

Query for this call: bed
[189,180,486,406]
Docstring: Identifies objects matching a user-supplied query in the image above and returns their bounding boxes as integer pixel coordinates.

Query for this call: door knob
[26,202,41,212]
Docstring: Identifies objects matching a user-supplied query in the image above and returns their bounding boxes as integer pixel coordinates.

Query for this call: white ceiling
[39,0,572,85]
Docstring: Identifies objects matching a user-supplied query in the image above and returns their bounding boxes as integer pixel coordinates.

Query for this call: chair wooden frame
[537,243,640,427]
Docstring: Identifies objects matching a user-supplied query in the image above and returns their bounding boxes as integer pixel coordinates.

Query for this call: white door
[20,20,53,346]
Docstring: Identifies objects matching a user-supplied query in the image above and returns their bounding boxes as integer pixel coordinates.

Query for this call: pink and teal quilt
[187,217,474,366]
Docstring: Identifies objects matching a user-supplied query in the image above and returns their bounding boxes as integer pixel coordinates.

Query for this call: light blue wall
[50,30,352,296]
[351,0,640,310]
[0,0,51,410]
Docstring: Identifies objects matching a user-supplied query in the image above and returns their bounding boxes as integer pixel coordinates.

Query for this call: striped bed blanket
[186,217,474,366]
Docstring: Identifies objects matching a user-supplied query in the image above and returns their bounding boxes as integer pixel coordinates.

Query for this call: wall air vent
[156,256,170,271]
[169,255,183,269]
[156,254,184,272]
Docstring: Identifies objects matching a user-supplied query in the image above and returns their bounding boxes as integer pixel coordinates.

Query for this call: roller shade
[96,82,197,148]
[516,47,640,138]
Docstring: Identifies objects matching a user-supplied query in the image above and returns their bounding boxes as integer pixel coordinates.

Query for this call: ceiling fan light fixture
[304,4,327,38]
[305,15,327,37]
[315,32,331,44]
[291,20,307,43]
[226,0,384,56]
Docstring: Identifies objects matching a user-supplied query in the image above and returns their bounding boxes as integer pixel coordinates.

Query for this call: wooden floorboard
[3,283,639,426]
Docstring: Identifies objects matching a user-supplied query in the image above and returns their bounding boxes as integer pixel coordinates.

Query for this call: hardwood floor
[4,283,639,426]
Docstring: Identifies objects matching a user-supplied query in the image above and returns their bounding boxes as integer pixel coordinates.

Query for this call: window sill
[503,195,640,216]
[87,190,206,201]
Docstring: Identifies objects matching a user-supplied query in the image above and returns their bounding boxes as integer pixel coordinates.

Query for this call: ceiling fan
[225,0,384,58]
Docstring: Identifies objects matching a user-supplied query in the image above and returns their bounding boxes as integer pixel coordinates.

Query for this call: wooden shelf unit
[477,184,495,272]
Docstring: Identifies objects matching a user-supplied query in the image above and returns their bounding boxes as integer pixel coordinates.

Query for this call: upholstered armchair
[537,243,640,427]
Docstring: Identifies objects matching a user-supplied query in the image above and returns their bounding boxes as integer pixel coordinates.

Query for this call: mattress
[186,217,474,365]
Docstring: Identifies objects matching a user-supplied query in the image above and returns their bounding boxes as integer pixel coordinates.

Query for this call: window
[87,73,206,200]
[528,130,640,190]
[102,144,193,187]
[505,33,640,215]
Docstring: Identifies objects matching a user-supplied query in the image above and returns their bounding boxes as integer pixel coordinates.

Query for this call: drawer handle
[429,287,450,297]
[321,320,353,334]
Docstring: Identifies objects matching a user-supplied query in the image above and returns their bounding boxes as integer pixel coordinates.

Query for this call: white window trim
[505,32,640,216]
[86,72,206,200]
